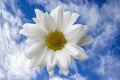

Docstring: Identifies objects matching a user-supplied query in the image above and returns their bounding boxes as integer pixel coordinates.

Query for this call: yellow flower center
[45,31,67,51]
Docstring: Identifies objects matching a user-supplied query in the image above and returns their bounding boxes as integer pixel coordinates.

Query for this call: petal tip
[19,29,24,34]
[90,36,94,43]
[81,53,89,60]
[62,69,69,76]
[49,70,54,77]
[25,53,32,59]
[34,9,43,14]
[57,5,63,9]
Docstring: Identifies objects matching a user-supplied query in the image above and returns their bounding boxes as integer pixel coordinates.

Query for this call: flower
[19,6,93,76]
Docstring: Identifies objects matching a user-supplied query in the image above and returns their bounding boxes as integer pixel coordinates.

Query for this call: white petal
[55,51,69,76]
[29,49,46,69]
[33,9,44,26]
[43,13,56,32]
[25,37,45,46]
[56,51,69,70]
[34,9,44,18]
[65,24,89,43]
[46,51,56,72]
[69,12,79,25]
[19,28,32,36]
[50,6,64,32]
[64,26,82,43]
[35,48,48,68]
[64,24,82,35]
[65,43,79,57]
[25,38,39,46]
[77,35,93,46]
[62,12,79,32]
[63,11,72,25]
[29,56,45,69]
[61,68,69,76]
[74,45,88,60]
[65,43,88,60]
[32,18,43,26]
[62,48,73,65]
[20,23,47,39]
[63,11,71,25]
[63,11,71,27]
[29,58,38,69]
[49,70,54,77]
[25,42,45,59]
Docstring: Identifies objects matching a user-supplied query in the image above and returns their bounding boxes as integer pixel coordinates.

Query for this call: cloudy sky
[0,0,120,80]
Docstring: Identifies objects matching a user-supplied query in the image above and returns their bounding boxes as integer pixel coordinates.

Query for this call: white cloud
[50,73,86,80]
[97,54,120,80]
[0,69,5,79]
[71,73,87,80]
[0,1,37,80]
[86,1,120,80]
[3,53,37,80]
[50,76,68,80]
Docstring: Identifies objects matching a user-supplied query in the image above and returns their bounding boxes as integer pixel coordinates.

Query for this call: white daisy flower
[19,6,93,76]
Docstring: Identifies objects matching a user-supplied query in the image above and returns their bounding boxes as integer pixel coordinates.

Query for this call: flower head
[19,6,93,76]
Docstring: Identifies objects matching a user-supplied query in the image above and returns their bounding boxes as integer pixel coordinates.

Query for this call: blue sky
[0,0,120,80]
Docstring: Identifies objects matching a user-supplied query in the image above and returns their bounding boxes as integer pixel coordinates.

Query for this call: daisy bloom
[19,6,93,76]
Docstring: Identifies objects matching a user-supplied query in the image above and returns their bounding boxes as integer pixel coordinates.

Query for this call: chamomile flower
[19,6,93,76]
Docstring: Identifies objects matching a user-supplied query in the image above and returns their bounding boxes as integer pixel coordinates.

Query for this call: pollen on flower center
[45,31,67,51]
